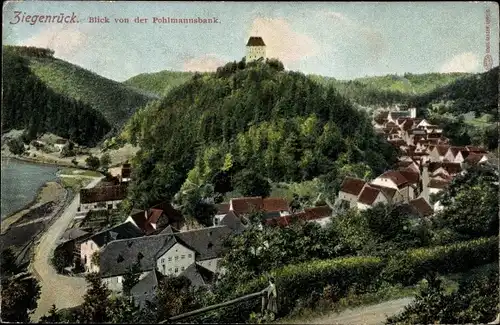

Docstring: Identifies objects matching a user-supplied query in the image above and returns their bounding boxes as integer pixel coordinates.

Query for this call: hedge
[191,237,498,323]
[382,236,498,286]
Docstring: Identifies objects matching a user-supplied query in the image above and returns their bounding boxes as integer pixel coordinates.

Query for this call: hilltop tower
[246,36,266,62]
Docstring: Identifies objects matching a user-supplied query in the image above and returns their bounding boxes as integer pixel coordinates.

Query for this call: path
[30,176,103,322]
[304,297,414,325]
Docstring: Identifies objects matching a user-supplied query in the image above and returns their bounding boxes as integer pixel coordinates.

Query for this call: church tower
[246,36,266,62]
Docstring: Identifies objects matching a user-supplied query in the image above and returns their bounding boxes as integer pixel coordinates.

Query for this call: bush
[382,236,498,286]
[85,155,100,170]
[51,247,73,273]
[7,138,25,155]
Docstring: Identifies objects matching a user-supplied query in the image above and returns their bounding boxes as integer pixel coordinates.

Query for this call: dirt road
[30,176,103,322]
[305,297,414,325]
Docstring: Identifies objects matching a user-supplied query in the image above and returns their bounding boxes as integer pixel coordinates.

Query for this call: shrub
[382,236,498,286]
[7,138,25,155]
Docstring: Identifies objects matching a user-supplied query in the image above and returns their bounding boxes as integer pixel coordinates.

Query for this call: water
[1,158,59,219]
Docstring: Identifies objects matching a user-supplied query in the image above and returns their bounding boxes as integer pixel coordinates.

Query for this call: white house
[98,226,233,296]
[54,139,68,152]
[338,177,366,209]
[371,171,413,201]
[80,221,143,273]
[76,183,128,219]
[246,36,266,62]
[356,185,389,210]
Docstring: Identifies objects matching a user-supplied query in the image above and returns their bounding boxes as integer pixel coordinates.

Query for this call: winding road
[30,176,103,322]
[305,297,414,325]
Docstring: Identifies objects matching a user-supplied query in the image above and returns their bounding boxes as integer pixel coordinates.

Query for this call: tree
[154,275,197,322]
[85,155,100,170]
[39,304,62,323]
[7,138,25,155]
[61,145,75,157]
[51,247,73,273]
[177,183,217,226]
[1,274,41,322]
[122,260,141,296]
[1,248,19,276]
[232,169,271,198]
[100,153,111,169]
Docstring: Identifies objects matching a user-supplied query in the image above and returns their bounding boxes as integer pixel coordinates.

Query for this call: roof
[55,139,68,144]
[88,221,143,247]
[340,177,366,196]
[175,226,233,261]
[389,111,410,119]
[358,186,382,205]
[99,226,232,278]
[368,183,397,200]
[448,146,467,157]
[409,197,434,217]
[263,197,289,212]
[466,146,487,153]
[215,203,230,215]
[464,153,486,165]
[434,145,450,156]
[302,206,332,220]
[265,206,332,227]
[130,270,158,297]
[61,228,89,242]
[398,168,420,185]
[246,36,266,46]
[427,162,462,175]
[379,171,409,188]
[80,183,128,204]
[427,179,450,189]
[458,150,471,159]
[219,211,245,234]
[182,263,215,288]
[121,166,132,179]
[230,197,263,214]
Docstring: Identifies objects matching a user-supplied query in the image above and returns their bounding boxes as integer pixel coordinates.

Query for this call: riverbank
[0,180,69,266]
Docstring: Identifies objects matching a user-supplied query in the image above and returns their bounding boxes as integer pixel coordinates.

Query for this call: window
[161,258,165,263]
[188,253,192,258]
[90,243,93,249]
[77,207,81,212]
[162,265,166,274]
[181,255,185,259]
[181,266,185,271]
[168,257,172,262]
[175,256,178,261]
[208,261,212,266]
[168,268,172,272]
[107,204,113,210]
[174,267,178,273]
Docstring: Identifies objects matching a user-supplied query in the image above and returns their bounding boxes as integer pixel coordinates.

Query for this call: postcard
[1,1,499,324]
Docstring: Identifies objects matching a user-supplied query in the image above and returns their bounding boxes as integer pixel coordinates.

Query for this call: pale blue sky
[3,1,499,81]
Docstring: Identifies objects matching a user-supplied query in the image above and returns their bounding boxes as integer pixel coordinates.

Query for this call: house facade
[76,183,129,219]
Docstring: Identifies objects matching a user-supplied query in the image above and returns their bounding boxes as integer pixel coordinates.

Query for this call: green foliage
[51,247,73,273]
[1,274,41,322]
[60,145,75,157]
[233,169,271,197]
[122,260,142,296]
[39,304,62,323]
[126,62,397,208]
[175,183,217,226]
[7,138,25,155]
[85,155,101,170]
[382,237,498,286]
[386,264,499,324]
[2,46,112,146]
[0,248,19,276]
[153,275,198,322]
[100,153,112,169]
[123,70,194,97]
[433,165,499,238]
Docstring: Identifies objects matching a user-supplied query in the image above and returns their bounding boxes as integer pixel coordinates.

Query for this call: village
[50,94,494,309]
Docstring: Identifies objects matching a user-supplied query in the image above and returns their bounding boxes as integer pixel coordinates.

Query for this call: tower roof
[246,36,266,46]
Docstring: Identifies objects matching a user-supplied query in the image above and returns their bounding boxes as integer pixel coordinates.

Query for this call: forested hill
[2,46,111,146]
[4,45,154,130]
[123,70,195,97]
[122,59,398,209]
[409,67,499,117]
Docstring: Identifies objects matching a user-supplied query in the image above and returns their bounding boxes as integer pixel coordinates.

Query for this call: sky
[3,1,499,82]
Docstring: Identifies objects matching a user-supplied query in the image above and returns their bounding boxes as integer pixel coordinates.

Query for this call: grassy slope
[123,70,195,97]
[28,57,154,127]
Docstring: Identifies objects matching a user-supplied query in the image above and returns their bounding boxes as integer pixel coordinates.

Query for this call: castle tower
[246,36,266,62]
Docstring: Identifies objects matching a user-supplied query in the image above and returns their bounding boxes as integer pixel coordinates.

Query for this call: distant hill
[309,72,472,107]
[2,46,111,146]
[123,70,195,97]
[7,46,155,128]
[409,67,499,117]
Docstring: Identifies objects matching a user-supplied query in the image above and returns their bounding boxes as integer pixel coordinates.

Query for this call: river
[1,158,59,219]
